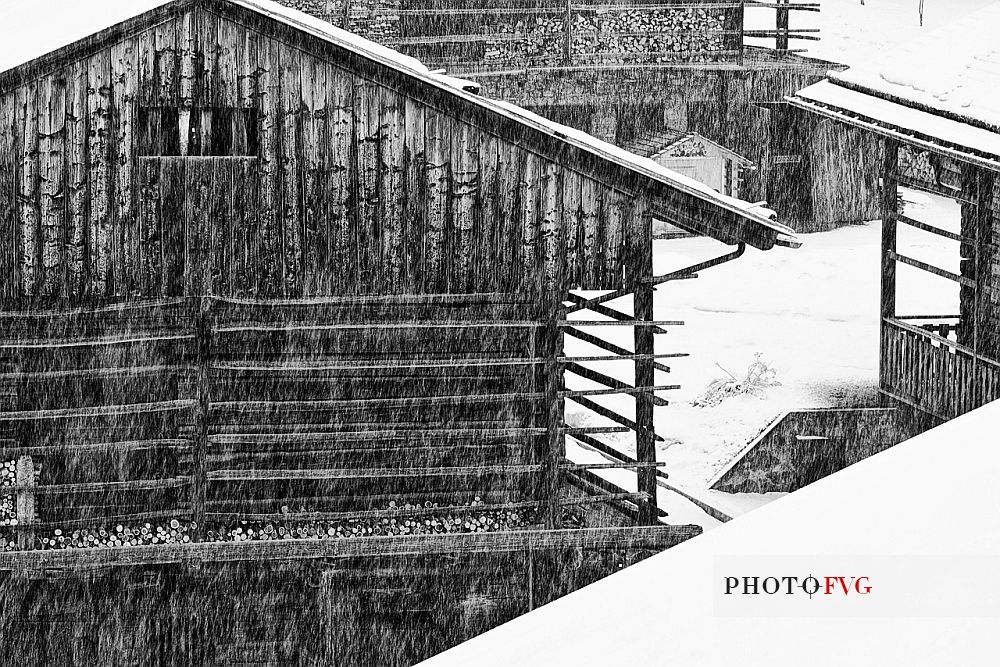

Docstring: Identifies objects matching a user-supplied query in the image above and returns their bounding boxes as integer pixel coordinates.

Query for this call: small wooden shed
[0,1,797,664]
[649,131,752,199]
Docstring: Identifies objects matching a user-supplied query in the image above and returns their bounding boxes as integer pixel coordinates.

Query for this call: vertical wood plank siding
[0,7,632,305]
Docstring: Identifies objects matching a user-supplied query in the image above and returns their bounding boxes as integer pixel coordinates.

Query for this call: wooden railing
[880,317,1000,421]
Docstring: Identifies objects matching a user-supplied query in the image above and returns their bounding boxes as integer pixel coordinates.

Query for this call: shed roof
[786,2,1000,170]
[0,0,798,249]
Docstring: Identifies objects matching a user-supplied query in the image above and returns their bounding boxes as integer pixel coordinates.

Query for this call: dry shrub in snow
[691,354,781,408]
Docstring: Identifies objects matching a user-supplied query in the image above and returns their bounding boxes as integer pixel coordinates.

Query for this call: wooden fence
[1,292,672,552]
[880,318,1000,421]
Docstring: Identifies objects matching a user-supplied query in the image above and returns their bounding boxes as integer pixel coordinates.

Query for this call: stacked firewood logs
[36,520,195,550]
[4,498,537,551]
[347,0,402,42]
[483,8,727,65]
[2,461,17,532]
[206,498,536,543]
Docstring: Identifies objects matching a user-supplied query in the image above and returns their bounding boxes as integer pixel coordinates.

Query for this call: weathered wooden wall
[709,406,937,494]
[0,295,555,535]
[960,167,1000,360]
[0,3,639,306]
[0,548,650,667]
[808,119,882,231]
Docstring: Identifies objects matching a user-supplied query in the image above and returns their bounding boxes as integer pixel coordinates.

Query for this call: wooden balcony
[880,317,1000,421]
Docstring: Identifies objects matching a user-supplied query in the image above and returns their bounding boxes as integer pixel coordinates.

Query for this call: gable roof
[0,0,798,249]
[786,2,1000,170]
[651,132,754,165]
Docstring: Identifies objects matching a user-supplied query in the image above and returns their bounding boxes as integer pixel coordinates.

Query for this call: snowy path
[566,189,960,524]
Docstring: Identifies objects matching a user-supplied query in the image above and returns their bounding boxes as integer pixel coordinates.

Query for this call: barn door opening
[138,156,258,297]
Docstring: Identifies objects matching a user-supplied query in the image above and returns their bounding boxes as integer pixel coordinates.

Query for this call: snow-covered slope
[746,0,998,69]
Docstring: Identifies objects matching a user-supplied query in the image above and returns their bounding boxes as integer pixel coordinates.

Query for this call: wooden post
[542,290,565,529]
[341,0,353,30]
[190,297,212,540]
[15,455,35,550]
[879,140,898,399]
[880,140,899,322]
[563,0,573,66]
[724,0,745,62]
[776,0,790,51]
[627,198,658,525]
[965,165,997,407]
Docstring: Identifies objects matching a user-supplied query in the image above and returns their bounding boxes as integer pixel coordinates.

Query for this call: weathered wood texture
[0,538,686,666]
[709,406,936,494]
[0,296,553,529]
[0,5,633,307]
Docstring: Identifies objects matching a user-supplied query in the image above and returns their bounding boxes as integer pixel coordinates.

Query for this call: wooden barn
[788,2,1000,426]
[0,0,797,663]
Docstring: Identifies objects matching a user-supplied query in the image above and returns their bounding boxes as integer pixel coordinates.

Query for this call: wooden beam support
[881,140,899,322]
[564,292,667,334]
[567,394,665,442]
[629,200,659,525]
[0,525,703,570]
[565,362,669,407]
[542,290,565,529]
[191,297,212,540]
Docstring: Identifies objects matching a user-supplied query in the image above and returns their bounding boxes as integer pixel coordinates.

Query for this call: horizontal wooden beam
[564,274,700,315]
[745,0,821,10]
[567,394,665,442]
[0,439,191,458]
[214,321,542,333]
[565,363,669,407]
[558,320,684,327]
[0,525,702,570]
[888,251,975,287]
[10,476,192,496]
[0,298,191,319]
[559,353,686,365]
[0,333,194,351]
[642,244,745,286]
[213,292,534,307]
[206,460,658,483]
[211,393,544,414]
[892,212,972,244]
[0,365,194,382]
[213,358,545,373]
[560,385,678,399]
[208,428,548,446]
[0,400,196,422]
[564,293,667,334]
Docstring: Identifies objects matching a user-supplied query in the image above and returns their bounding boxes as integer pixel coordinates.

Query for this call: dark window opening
[138,106,259,157]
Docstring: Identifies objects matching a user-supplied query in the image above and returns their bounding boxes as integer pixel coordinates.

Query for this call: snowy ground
[745,0,997,67]
[566,188,960,525]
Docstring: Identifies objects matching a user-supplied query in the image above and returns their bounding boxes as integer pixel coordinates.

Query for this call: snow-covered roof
[651,132,754,165]
[0,0,796,248]
[787,2,1000,167]
[829,2,1000,131]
